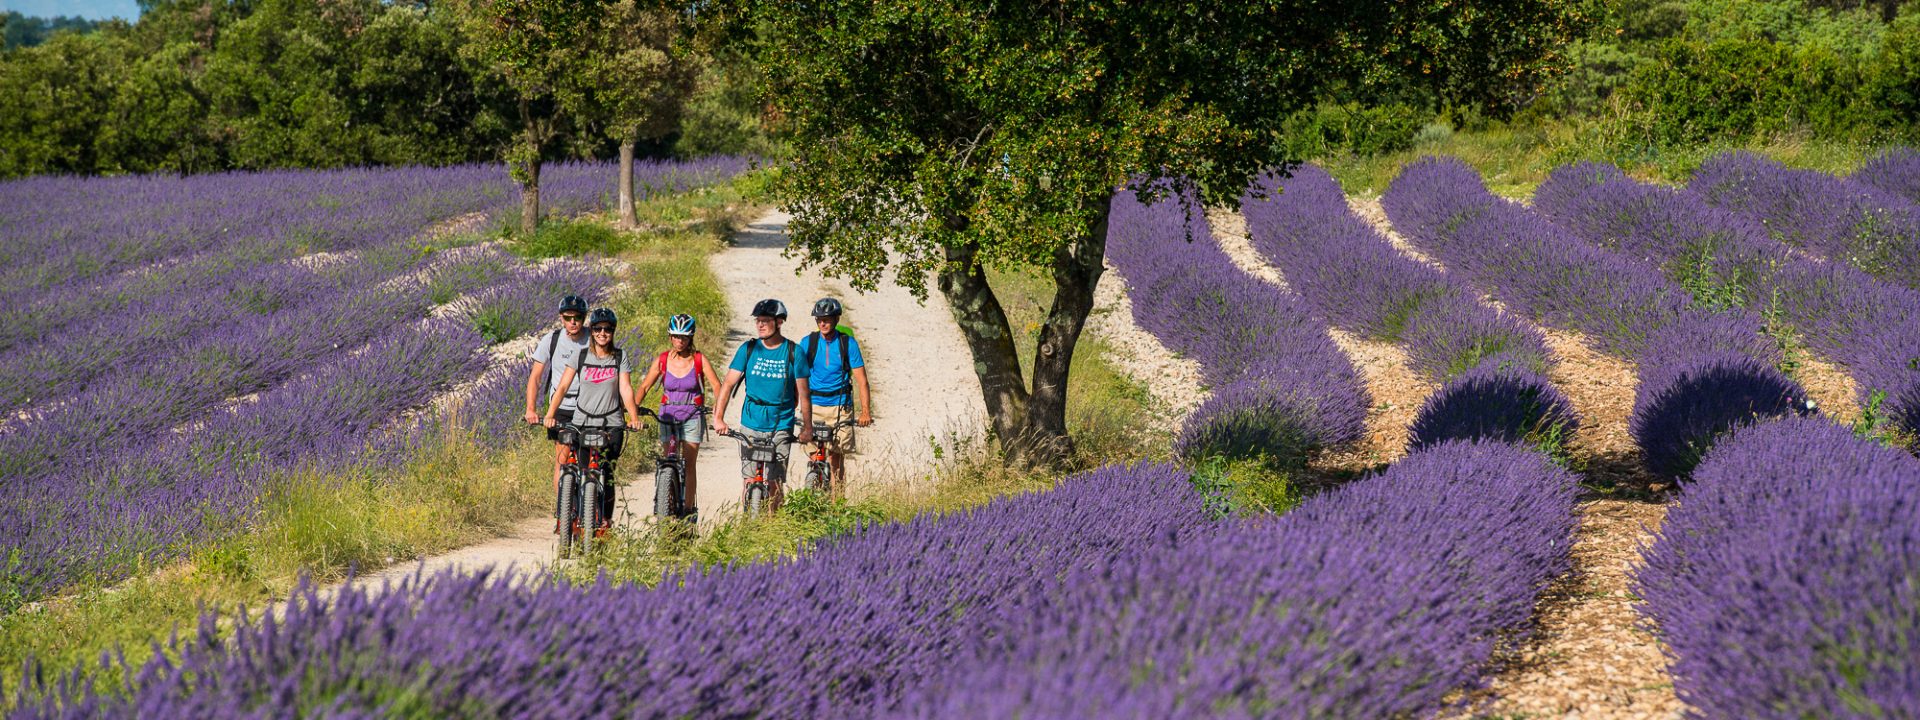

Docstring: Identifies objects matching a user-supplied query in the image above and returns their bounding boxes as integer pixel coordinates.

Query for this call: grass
[0,174,769,707]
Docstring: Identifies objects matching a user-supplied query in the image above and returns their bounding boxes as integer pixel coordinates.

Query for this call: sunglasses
[560,314,584,322]
[591,326,615,334]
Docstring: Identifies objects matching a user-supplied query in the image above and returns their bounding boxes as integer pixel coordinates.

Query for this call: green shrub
[1279,103,1427,160]
[512,219,626,259]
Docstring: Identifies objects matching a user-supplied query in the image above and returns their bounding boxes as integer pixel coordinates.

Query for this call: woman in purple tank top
[634,314,724,516]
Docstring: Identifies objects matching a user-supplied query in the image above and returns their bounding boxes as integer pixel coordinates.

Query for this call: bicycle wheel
[805,463,829,495]
[654,463,677,519]
[745,483,766,519]
[581,476,602,551]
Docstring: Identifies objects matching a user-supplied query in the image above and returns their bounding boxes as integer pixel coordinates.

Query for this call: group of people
[521,294,873,526]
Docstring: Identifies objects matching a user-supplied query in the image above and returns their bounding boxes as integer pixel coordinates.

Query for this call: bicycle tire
[654,464,677,519]
[806,464,829,495]
[581,476,602,552]
[557,468,577,558]
[745,483,766,519]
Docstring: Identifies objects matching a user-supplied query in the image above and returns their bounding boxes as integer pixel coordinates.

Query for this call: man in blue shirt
[713,299,813,508]
[801,297,871,500]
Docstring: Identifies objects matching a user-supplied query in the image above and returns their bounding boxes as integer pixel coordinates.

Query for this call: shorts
[546,408,576,442]
[735,428,793,484]
[809,404,858,454]
[658,411,706,445]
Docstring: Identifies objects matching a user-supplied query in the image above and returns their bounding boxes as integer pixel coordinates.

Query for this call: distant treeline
[1,11,106,50]
[0,0,773,179]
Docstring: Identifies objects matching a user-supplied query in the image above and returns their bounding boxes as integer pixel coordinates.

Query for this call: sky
[2,0,140,20]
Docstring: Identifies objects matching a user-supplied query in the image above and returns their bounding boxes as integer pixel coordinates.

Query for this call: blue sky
[2,0,140,20]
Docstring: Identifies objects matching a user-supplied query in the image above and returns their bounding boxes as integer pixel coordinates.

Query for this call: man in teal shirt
[713,299,813,508]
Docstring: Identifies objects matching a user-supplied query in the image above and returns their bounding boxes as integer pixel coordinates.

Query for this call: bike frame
[638,406,709,520]
[804,418,858,494]
[553,423,631,555]
[722,428,791,518]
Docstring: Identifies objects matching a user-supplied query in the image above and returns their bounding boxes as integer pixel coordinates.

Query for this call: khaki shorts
[809,404,858,454]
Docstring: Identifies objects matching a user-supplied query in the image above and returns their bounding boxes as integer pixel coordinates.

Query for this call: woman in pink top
[634,314,724,515]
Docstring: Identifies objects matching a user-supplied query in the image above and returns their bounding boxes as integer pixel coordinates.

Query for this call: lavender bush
[1242,165,1573,450]
[897,439,1579,719]
[1636,416,1920,718]
[1383,157,1808,479]
[1690,151,1920,290]
[1853,146,1920,203]
[1106,185,1368,466]
[1536,160,1920,437]
[13,463,1212,718]
[15,439,1580,718]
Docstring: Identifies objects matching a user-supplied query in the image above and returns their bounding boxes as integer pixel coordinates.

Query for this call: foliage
[1636,417,1920,718]
[673,53,783,158]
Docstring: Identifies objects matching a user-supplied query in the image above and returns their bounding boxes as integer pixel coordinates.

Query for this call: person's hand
[524,410,541,425]
[543,416,557,429]
[797,424,814,444]
[857,412,873,427]
[714,420,731,436]
[626,413,640,426]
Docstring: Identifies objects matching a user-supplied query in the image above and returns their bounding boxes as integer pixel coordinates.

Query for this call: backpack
[803,332,852,399]
[538,329,563,399]
[657,350,707,405]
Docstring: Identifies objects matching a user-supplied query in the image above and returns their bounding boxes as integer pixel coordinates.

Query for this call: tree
[749,0,1590,468]
[451,0,609,235]
[561,0,698,227]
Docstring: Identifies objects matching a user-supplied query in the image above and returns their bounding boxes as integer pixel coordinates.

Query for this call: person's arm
[852,366,873,426]
[524,361,548,424]
[699,356,724,405]
[543,366,578,427]
[794,377,814,443]
[619,370,641,426]
[633,356,664,405]
[712,368,744,435]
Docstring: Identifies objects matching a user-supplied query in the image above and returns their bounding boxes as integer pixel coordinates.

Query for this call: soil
[335,209,986,593]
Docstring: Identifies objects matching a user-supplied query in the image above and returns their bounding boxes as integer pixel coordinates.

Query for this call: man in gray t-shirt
[525,295,593,525]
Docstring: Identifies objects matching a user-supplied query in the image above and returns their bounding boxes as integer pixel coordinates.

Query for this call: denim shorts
[659,412,705,444]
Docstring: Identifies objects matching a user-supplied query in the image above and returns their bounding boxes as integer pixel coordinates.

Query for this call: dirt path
[338,210,984,593]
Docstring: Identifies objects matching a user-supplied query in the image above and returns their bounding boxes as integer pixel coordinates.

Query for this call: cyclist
[633,313,723,521]
[712,299,814,511]
[801,297,872,501]
[524,294,593,528]
[543,307,641,531]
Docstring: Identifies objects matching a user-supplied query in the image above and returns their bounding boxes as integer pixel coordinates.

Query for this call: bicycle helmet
[811,297,843,318]
[557,295,589,316]
[587,307,619,329]
[667,313,696,336]
[751,298,788,319]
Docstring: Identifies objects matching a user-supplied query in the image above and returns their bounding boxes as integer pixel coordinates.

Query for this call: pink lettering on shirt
[583,366,619,384]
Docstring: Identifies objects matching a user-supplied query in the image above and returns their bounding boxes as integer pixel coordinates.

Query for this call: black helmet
[751,298,788,319]
[811,297,843,318]
[587,307,618,329]
[557,295,589,316]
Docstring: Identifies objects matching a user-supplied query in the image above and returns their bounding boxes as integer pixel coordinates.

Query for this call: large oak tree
[747,0,1591,467]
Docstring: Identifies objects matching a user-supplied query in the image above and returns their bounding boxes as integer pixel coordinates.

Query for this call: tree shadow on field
[730,215,789,251]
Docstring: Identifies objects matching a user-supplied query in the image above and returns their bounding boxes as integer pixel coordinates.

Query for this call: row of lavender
[1382,157,1812,480]
[1104,185,1369,465]
[1241,166,1576,451]
[1637,416,1919,716]
[15,440,1578,717]
[0,158,753,606]
[1536,153,1920,438]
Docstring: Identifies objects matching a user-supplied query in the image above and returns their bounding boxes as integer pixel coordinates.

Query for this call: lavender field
[0,158,748,609]
[7,153,1919,719]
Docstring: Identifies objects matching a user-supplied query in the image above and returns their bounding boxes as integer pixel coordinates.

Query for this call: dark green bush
[1279,103,1427,160]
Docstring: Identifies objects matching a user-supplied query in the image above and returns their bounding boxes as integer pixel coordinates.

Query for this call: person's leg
[768,433,793,512]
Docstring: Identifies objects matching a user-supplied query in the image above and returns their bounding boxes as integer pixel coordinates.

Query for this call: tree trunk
[1023,194,1113,465]
[519,156,542,236]
[617,135,637,227]
[934,234,1036,465]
